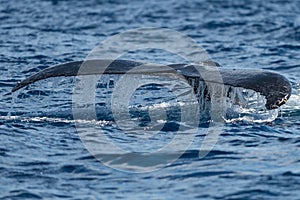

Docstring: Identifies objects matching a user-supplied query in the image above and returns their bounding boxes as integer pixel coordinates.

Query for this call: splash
[192,81,279,123]
[102,75,279,123]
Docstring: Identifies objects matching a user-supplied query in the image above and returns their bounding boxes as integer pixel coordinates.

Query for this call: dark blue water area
[1,0,300,199]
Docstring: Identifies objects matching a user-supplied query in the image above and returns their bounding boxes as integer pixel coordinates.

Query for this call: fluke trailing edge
[12,59,292,110]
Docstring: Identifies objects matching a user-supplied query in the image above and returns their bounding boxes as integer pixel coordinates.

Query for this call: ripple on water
[1,0,300,199]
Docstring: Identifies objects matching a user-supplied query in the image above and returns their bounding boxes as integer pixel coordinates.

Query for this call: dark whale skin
[12,59,292,110]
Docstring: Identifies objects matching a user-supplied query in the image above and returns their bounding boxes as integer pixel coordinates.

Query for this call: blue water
[1,0,300,199]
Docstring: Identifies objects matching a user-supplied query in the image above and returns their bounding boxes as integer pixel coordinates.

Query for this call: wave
[0,115,109,126]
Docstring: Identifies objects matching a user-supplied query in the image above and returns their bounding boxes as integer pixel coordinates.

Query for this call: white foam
[0,115,110,126]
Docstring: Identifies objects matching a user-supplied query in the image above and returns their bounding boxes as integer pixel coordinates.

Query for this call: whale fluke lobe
[12,59,292,110]
[11,60,143,92]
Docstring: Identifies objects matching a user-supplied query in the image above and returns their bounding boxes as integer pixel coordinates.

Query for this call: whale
[12,59,292,110]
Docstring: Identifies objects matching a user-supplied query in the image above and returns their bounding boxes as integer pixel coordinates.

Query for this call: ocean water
[1,0,300,199]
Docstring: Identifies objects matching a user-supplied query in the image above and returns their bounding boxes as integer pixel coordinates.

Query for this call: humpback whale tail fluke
[12,59,292,110]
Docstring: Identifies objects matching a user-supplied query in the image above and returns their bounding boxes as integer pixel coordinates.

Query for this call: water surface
[1,0,300,199]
